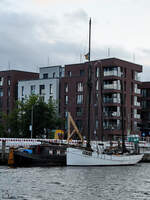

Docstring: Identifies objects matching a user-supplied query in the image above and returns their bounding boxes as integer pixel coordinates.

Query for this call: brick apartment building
[141,82,150,137]
[0,70,39,115]
[60,58,142,141]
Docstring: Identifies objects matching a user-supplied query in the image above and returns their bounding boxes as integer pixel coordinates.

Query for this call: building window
[31,85,35,95]
[96,120,99,129]
[39,85,45,95]
[0,88,3,97]
[0,77,4,86]
[43,73,48,79]
[50,84,53,94]
[96,80,99,90]
[77,95,83,104]
[7,76,11,86]
[77,82,83,92]
[96,67,99,77]
[80,69,85,76]
[53,72,56,78]
[21,86,24,96]
[76,107,83,117]
[65,83,68,93]
[49,96,53,101]
[7,88,10,96]
[76,120,82,130]
[68,71,72,77]
[65,96,68,104]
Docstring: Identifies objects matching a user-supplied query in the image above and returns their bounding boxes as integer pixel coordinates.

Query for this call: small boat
[66,19,144,166]
[10,143,66,167]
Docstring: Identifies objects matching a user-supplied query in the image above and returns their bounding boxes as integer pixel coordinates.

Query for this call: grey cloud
[64,9,88,23]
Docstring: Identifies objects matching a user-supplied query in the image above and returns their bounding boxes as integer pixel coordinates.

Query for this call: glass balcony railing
[104,111,120,117]
[103,84,121,90]
[134,114,140,119]
[103,124,121,130]
[134,88,141,94]
[103,98,121,103]
[134,102,141,106]
[104,71,121,77]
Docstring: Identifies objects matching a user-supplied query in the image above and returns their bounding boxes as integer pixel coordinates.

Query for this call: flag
[84,52,90,60]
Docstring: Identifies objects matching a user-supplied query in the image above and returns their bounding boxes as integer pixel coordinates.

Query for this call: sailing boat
[66,18,143,166]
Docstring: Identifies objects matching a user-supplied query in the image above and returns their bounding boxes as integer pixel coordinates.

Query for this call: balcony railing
[104,111,120,117]
[134,114,141,119]
[103,125,121,130]
[134,102,141,107]
[103,98,121,103]
[104,71,121,77]
[134,88,141,94]
[103,84,121,90]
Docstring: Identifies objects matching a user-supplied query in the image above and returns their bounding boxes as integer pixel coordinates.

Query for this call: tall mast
[87,18,92,149]
[121,73,126,153]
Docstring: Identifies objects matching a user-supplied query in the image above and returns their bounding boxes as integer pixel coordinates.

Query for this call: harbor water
[1,163,150,200]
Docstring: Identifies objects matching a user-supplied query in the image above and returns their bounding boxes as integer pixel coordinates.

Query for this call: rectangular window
[65,83,68,93]
[21,86,24,96]
[0,77,4,86]
[7,76,11,86]
[31,85,35,95]
[43,73,48,79]
[53,72,56,78]
[96,80,99,90]
[65,95,68,104]
[80,69,85,76]
[76,107,83,117]
[67,71,72,77]
[0,88,3,97]
[7,88,10,96]
[39,85,45,95]
[77,95,83,104]
[49,96,53,101]
[96,67,99,77]
[50,84,53,94]
[77,82,83,92]
[76,120,82,130]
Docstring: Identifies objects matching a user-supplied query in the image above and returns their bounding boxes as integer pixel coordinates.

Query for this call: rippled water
[0,163,150,200]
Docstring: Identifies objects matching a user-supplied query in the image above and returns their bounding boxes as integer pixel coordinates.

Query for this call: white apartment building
[18,66,64,103]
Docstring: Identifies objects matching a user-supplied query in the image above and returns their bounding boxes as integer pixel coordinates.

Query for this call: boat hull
[14,151,66,167]
[67,148,144,166]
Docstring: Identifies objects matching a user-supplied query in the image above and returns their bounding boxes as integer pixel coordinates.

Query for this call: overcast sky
[0,0,150,80]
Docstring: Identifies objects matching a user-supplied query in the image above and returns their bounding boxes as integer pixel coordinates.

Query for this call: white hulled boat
[66,19,144,166]
[67,147,143,166]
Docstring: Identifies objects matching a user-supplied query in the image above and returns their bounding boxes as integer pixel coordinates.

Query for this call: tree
[15,95,64,138]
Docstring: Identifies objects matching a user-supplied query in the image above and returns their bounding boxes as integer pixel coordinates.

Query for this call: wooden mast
[86,18,92,149]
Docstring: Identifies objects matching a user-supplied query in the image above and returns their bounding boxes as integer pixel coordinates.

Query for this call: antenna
[8,61,10,70]
[107,48,110,57]
[47,56,50,66]
[133,53,135,62]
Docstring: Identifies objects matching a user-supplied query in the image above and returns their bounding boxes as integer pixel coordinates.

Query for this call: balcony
[104,71,121,77]
[134,88,141,94]
[134,102,141,107]
[103,98,121,104]
[134,114,141,119]
[103,84,121,90]
[103,124,121,130]
[104,111,120,117]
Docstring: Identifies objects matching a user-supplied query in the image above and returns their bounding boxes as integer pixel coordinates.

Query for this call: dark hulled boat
[12,143,66,167]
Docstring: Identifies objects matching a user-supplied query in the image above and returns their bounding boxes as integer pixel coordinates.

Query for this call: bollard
[2,140,6,162]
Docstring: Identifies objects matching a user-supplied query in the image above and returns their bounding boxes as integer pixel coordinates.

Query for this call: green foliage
[5,95,64,138]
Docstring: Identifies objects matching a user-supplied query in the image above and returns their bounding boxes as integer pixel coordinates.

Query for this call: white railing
[134,114,141,119]
[134,88,141,94]
[103,84,121,90]
[104,71,121,77]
